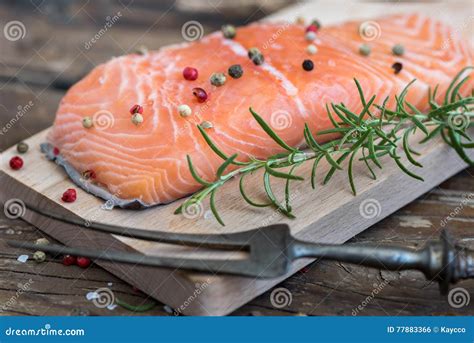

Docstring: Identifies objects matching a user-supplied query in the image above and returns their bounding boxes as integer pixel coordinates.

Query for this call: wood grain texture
[1,169,473,316]
[0,0,474,315]
[0,123,472,315]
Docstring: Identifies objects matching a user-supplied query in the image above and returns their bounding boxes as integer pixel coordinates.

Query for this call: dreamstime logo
[448,287,470,309]
[359,198,381,219]
[181,200,204,219]
[3,199,26,219]
[262,21,290,49]
[4,21,26,41]
[270,287,292,308]
[447,112,469,131]
[359,21,381,41]
[92,288,115,308]
[84,11,122,50]
[93,110,115,130]
[270,110,292,130]
[181,21,204,41]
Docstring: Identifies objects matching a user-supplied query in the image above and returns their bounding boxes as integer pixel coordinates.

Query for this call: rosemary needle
[177,67,474,225]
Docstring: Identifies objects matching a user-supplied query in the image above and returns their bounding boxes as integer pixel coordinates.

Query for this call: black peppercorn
[228,64,243,79]
[392,62,403,74]
[302,59,314,71]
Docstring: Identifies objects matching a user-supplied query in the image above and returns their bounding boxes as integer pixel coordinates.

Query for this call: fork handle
[291,240,428,271]
[291,230,474,294]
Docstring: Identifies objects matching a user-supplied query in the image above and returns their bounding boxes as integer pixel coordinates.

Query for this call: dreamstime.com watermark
[270,287,292,308]
[3,20,26,41]
[261,190,300,227]
[0,279,34,313]
[440,192,474,228]
[262,21,291,50]
[352,279,389,316]
[0,101,34,136]
[359,198,382,219]
[84,11,122,50]
[447,287,470,309]
[4,324,84,337]
[173,279,212,315]
[3,198,26,220]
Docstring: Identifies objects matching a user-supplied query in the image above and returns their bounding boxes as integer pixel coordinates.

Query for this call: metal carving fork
[6,204,474,294]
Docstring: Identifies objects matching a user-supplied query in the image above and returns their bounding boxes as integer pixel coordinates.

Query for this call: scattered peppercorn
[129,104,143,115]
[306,44,317,55]
[201,121,213,129]
[82,116,93,129]
[295,17,305,25]
[221,24,236,39]
[183,67,199,81]
[192,87,208,103]
[210,72,226,87]
[305,31,316,42]
[302,59,314,71]
[62,188,77,203]
[392,44,405,56]
[306,24,318,33]
[392,62,403,74]
[359,43,371,56]
[248,47,264,65]
[9,156,23,170]
[311,19,321,30]
[33,251,46,263]
[16,142,29,154]
[134,45,148,55]
[228,64,243,79]
[131,113,143,126]
[178,104,192,117]
[82,169,96,180]
[62,254,76,266]
[76,256,91,268]
[35,238,49,245]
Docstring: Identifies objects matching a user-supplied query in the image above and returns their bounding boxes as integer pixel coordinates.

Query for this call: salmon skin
[47,13,473,208]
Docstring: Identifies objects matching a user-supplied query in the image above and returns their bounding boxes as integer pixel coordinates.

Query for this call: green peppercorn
[33,251,46,263]
[201,121,213,129]
[82,116,93,129]
[35,238,49,245]
[392,44,405,56]
[131,113,143,126]
[16,142,29,154]
[135,45,148,55]
[359,44,371,56]
[221,24,236,39]
[228,64,243,79]
[210,72,226,87]
[311,19,321,30]
[248,47,264,65]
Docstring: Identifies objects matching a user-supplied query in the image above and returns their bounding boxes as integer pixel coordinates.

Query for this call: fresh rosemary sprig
[175,67,474,225]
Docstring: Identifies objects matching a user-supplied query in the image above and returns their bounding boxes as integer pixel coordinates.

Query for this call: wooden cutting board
[0,1,473,316]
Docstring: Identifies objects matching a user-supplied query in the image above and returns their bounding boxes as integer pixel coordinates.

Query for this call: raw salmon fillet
[47,13,473,207]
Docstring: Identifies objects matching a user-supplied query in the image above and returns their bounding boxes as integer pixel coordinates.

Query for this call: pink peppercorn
[53,147,60,156]
[183,67,198,81]
[306,24,318,33]
[192,87,208,103]
[9,156,23,170]
[62,255,76,266]
[129,104,143,115]
[76,256,91,268]
[62,188,77,203]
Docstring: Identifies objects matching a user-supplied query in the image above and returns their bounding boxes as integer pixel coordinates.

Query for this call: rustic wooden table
[0,1,472,316]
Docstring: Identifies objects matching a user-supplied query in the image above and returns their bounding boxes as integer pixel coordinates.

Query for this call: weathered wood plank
[1,168,472,316]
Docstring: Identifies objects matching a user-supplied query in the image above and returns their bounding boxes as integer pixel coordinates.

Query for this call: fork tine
[25,203,253,249]
[7,240,259,277]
